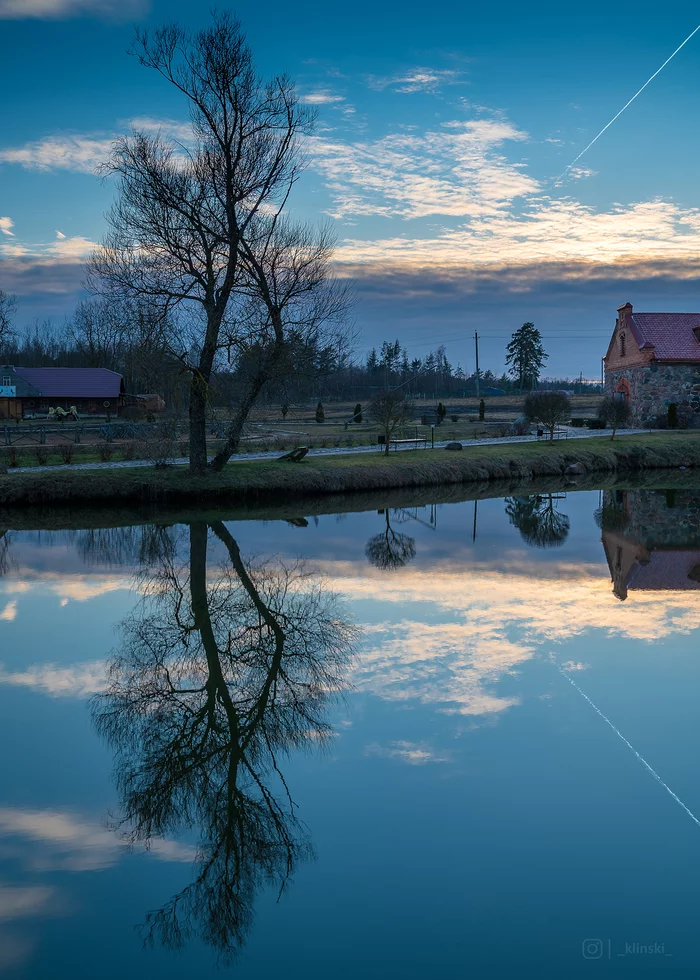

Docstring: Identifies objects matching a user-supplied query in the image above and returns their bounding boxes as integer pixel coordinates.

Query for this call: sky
[3,1,700,378]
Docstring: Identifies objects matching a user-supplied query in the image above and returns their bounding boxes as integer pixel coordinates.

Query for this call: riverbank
[1,433,700,511]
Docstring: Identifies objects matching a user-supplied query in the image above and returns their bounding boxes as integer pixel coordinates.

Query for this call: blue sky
[3,0,700,378]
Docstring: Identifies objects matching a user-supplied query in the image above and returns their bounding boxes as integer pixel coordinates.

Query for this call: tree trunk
[189,371,209,474]
[209,370,268,471]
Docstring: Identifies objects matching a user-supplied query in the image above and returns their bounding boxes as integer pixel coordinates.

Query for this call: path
[5,427,652,475]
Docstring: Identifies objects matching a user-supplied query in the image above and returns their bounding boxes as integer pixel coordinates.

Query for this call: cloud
[55,230,66,239]
[0,216,14,236]
[0,134,113,173]
[0,601,17,622]
[309,118,535,220]
[332,198,700,279]
[0,807,197,872]
[0,660,107,698]
[300,91,345,105]
[0,0,148,19]
[364,740,450,765]
[0,884,54,922]
[366,67,466,94]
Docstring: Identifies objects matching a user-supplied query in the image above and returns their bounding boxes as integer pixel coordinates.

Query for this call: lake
[1,486,699,978]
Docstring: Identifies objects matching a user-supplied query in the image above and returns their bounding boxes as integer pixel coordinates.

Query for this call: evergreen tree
[436,401,447,424]
[354,403,362,424]
[505,322,548,391]
[479,399,485,421]
[315,401,325,423]
[281,402,288,420]
[366,348,379,374]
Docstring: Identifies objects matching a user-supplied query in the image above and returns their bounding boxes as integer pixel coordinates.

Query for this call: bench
[385,437,428,451]
[278,446,309,462]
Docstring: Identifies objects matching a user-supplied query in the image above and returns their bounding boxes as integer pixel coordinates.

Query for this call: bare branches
[0,290,17,353]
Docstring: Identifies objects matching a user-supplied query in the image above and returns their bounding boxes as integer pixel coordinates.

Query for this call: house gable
[604,303,652,371]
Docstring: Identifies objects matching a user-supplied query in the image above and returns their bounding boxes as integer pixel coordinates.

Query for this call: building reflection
[91,521,356,961]
[599,489,700,600]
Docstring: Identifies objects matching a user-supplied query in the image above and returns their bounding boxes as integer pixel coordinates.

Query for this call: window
[619,333,626,357]
[2,376,10,386]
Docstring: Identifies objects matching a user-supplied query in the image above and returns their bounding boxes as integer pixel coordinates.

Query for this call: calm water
[1,488,700,978]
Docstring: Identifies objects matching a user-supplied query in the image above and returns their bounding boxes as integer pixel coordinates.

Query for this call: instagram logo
[582,939,604,959]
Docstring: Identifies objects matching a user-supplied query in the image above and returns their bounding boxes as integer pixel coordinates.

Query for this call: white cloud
[55,230,66,239]
[300,91,345,105]
[0,0,148,19]
[46,235,96,259]
[309,118,535,220]
[0,807,197,872]
[366,67,466,94]
[0,602,17,622]
[0,134,113,173]
[0,216,14,236]
[0,660,107,698]
[365,740,450,765]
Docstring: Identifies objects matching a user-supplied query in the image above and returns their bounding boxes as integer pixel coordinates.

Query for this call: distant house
[0,365,125,419]
[604,302,700,427]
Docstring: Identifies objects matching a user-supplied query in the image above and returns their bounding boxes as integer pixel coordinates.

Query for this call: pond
[1,486,699,978]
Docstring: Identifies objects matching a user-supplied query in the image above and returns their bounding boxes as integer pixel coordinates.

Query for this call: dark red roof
[629,312,700,361]
[13,368,124,398]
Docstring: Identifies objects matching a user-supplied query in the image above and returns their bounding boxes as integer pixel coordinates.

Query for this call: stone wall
[605,362,700,427]
[603,489,700,547]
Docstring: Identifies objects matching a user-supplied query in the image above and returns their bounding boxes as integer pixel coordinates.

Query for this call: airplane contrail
[557,22,700,182]
[558,666,700,830]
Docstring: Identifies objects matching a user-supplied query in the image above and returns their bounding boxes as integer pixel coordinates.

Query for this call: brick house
[603,303,700,427]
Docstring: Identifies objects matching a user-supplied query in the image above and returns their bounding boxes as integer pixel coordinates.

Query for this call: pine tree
[354,403,362,423]
[505,322,548,391]
[315,401,325,423]
[281,402,288,420]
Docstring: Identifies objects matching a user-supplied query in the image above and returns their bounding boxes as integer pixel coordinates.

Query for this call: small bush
[7,447,17,468]
[58,443,75,464]
[121,441,136,461]
[570,417,586,427]
[315,401,325,423]
[478,399,485,421]
[34,446,49,466]
[451,414,459,423]
[98,444,114,462]
[354,403,362,424]
[587,419,606,429]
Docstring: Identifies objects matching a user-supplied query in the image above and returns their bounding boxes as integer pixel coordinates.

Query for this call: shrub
[354,403,362,424]
[7,447,17,468]
[98,443,114,462]
[667,402,678,428]
[315,401,325,424]
[478,399,485,421]
[450,414,459,423]
[121,441,136,461]
[570,417,586,427]
[281,402,289,420]
[58,442,75,464]
[34,446,49,466]
[587,419,605,429]
[436,402,447,424]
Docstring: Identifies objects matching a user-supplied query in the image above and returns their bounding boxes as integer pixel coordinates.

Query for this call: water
[1,486,700,978]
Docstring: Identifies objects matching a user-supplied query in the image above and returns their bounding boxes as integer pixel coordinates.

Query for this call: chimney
[617,302,633,328]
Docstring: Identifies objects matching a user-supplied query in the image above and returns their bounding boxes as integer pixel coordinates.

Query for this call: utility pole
[474,332,480,400]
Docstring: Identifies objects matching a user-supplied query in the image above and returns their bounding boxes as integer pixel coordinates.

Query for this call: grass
[2,432,700,510]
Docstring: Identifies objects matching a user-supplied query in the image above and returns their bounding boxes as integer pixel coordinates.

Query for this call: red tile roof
[13,368,124,399]
[629,312,700,361]
[626,550,700,591]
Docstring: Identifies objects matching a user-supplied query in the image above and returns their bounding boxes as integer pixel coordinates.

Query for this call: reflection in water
[599,489,700,600]
[92,521,356,961]
[365,510,417,569]
[504,494,570,548]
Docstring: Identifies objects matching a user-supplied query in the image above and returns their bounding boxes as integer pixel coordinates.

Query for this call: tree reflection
[92,520,356,961]
[505,494,570,548]
[0,529,9,577]
[365,510,417,569]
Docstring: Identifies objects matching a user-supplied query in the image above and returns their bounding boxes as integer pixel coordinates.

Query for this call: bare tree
[0,290,17,354]
[523,391,571,441]
[365,511,416,569]
[92,520,356,960]
[598,395,631,441]
[368,390,413,456]
[88,13,321,474]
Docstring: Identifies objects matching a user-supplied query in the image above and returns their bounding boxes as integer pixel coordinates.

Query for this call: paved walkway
[5,427,652,476]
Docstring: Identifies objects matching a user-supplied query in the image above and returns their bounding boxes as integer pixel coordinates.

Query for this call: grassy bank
[1,434,700,511]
